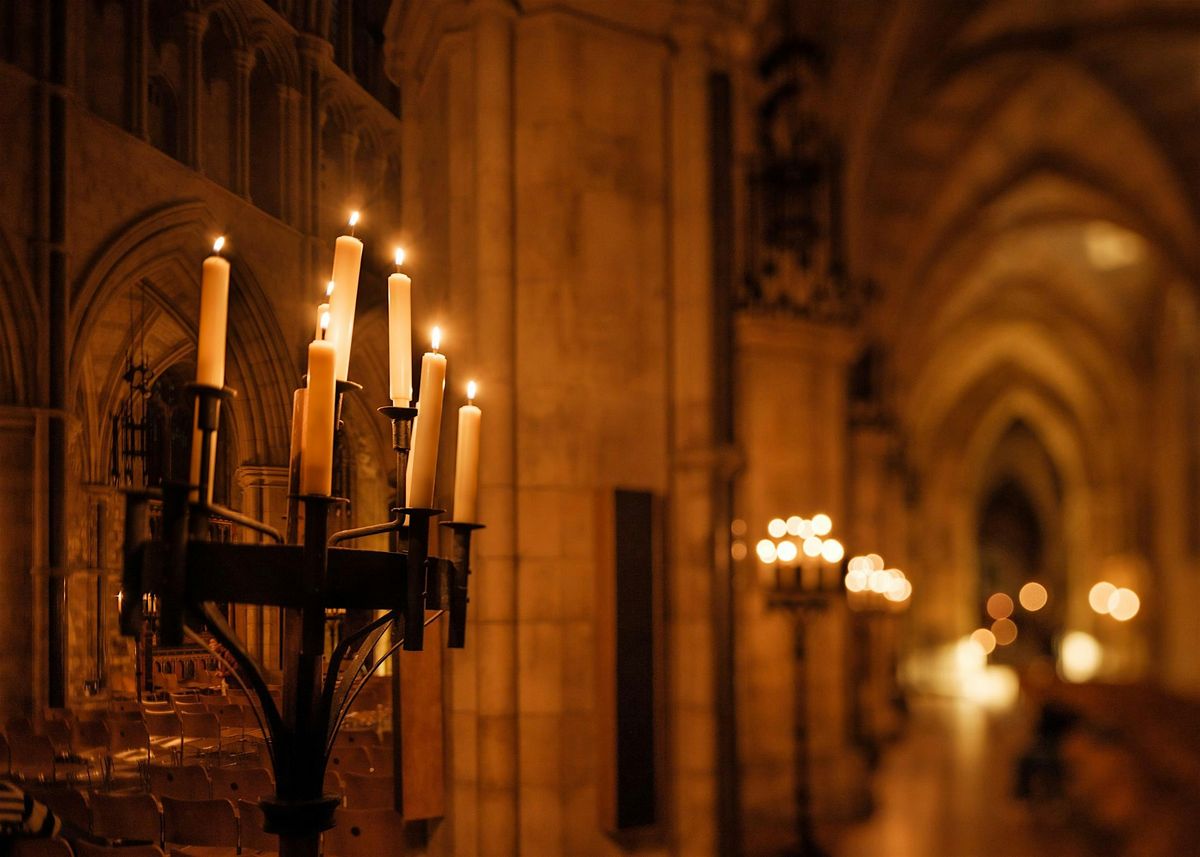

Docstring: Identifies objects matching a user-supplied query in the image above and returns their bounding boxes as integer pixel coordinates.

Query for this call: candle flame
[467,380,477,401]
[431,326,442,352]
[325,279,335,297]
[348,211,360,228]
[213,236,225,254]
[394,247,405,267]
[320,310,331,335]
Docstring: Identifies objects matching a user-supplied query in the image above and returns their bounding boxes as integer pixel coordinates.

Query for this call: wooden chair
[210,767,273,803]
[339,772,392,810]
[0,731,11,776]
[142,712,183,765]
[323,769,343,804]
[72,720,110,759]
[148,764,211,801]
[178,712,222,764]
[334,730,379,749]
[6,715,35,737]
[11,839,73,857]
[365,747,393,777]
[89,792,162,846]
[160,796,238,850]
[323,808,406,857]
[43,719,74,756]
[173,701,208,716]
[74,842,165,857]
[27,786,90,832]
[326,746,372,777]
[107,718,152,787]
[10,734,60,782]
[236,798,279,853]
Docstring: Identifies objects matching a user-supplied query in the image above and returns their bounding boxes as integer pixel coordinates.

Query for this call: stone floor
[832,695,1091,857]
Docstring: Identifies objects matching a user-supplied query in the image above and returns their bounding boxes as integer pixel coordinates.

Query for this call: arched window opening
[147,75,179,159]
[249,58,282,218]
[85,0,129,126]
[200,18,236,189]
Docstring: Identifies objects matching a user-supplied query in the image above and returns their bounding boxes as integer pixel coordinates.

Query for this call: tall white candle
[196,236,230,388]
[301,320,338,496]
[407,327,446,508]
[388,248,413,406]
[453,381,482,522]
[326,213,363,382]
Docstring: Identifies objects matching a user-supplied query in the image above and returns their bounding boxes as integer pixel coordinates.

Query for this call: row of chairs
[18,789,404,857]
[141,763,391,810]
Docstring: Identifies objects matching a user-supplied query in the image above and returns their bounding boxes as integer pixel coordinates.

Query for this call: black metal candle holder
[120,382,483,857]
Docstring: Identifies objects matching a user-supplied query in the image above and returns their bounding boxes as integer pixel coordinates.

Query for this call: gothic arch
[70,201,294,477]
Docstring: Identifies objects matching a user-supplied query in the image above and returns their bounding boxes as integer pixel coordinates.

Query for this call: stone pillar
[182,11,205,170]
[280,85,301,225]
[232,48,254,199]
[471,6,519,855]
[667,16,720,857]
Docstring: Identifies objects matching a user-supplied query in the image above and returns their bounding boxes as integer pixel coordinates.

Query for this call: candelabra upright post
[121,381,483,857]
[755,516,845,857]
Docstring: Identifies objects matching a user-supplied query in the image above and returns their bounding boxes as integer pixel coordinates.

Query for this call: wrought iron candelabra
[120,380,482,857]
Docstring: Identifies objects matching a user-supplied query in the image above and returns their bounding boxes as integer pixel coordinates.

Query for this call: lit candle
[196,236,230,388]
[388,248,413,406]
[326,212,364,382]
[189,236,229,502]
[407,327,446,508]
[314,302,330,340]
[452,381,481,522]
[300,314,337,495]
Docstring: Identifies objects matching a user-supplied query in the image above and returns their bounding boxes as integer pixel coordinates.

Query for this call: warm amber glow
[970,628,997,655]
[802,536,823,558]
[431,326,442,352]
[848,555,868,573]
[756,539,777,564]
[767,518,787,538]
[467,380,478,402]
[886,577,913,602]
[1107,587,1140,621]
[1089,581,1117,615]
[1019,582,1048,611]
[986,593,1014,621]
[731,541,747,561]
[811,513,832,536]
[325,279,335,297]
[320,310,331,335]
[785,516,804,536]
[867,553,884,571]
[394,247,406,267]
[348,211,360,227]
[1060,631,1102,682]
[730,519,747,537]
[212,236,225,254]
[776,540,798,563]
[991,618,1018,646]
[845,569,868,592]
[821,538,844,564]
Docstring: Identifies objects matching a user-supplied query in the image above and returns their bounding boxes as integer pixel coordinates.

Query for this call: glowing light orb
[1019,582,1048,612]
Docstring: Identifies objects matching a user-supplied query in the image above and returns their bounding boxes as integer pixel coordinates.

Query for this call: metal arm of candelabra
[119,382,483,857]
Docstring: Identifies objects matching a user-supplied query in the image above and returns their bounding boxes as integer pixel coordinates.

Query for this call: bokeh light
[776,540,798,563]
[1060,631,1103,682]
[1018,581,1048,611]
[1089,581,1116,615]
[1107,587,1140,621]
[811,513,832,536]
[785,516,804,536]
[756,539,777,564]
[820,538,844,564]
[802,536,823,558]
[991,617,1018,646]
[867,553,884,571]
[845,569,868,592]
[986,593,1014,620]
[767,518,787,538]
[730,541,747,561]
[970,628,997,655]
[730,519,747,537]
